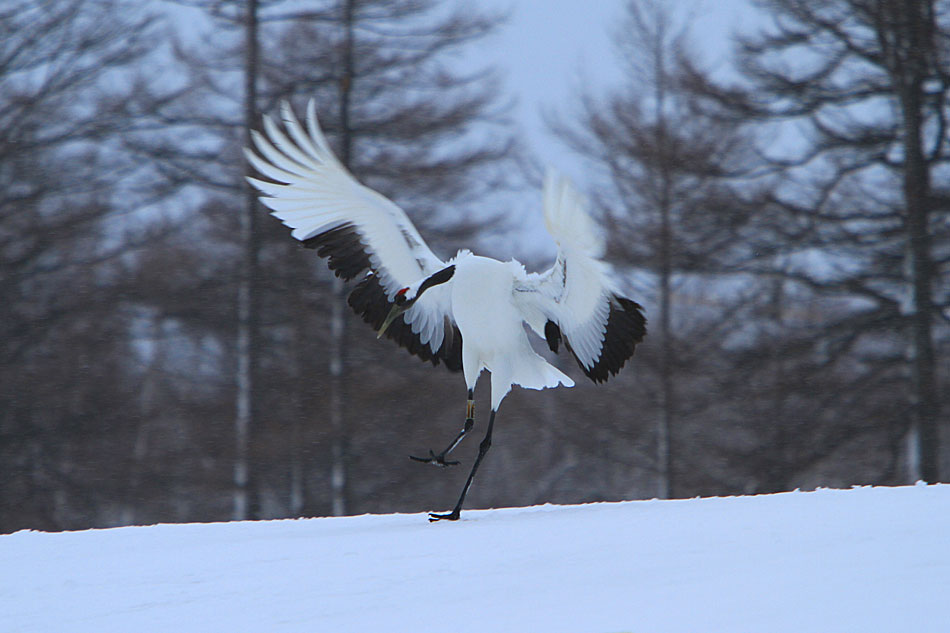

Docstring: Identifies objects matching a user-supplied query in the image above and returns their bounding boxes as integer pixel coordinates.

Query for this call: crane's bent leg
[429,409,496,522]
[410,388,475,467]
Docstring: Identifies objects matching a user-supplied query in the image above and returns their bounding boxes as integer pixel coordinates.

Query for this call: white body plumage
[451,253,573,411]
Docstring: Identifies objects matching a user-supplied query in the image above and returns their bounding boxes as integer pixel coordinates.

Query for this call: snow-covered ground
[2,484,948,632]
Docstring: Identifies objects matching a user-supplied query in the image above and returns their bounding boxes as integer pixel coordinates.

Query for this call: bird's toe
[409,450,460,467]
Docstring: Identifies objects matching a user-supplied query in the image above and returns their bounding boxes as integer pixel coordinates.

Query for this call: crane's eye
[394,287,409,305]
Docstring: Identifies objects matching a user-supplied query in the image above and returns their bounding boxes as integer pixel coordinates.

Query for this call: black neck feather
[417,265,456,297]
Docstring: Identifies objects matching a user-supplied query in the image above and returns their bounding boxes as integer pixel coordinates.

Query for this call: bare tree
[0,0,168,532]
[232,0,262,522]
[685,0,949,483]
[554,1,762,498]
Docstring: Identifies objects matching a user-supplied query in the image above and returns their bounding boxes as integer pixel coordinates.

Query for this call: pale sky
[477,0,755,179]
[470,0,756,260]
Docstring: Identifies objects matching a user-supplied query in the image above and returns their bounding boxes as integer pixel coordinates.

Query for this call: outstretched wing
[245,101,461,370]
[515,170,646,383]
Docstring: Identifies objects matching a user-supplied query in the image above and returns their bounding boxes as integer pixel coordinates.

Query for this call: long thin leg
[429,409,496,522]
[410,388,475,467]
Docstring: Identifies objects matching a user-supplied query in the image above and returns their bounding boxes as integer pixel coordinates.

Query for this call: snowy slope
[2,484,949,633]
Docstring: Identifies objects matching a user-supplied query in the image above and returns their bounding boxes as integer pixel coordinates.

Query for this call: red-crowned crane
[246,102,646,521]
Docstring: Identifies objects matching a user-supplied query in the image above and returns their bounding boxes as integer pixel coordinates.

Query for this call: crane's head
[377,265,455,339]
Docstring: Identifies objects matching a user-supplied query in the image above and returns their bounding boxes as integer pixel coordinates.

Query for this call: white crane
[246,102,646,521]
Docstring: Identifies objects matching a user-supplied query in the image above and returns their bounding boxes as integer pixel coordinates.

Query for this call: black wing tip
[577,295,647,384]
[300,223,372,281]
[347,273,462,372]
[544,320,561,354]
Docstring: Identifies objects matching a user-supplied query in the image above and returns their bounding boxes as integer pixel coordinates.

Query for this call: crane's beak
[377,304,407,339]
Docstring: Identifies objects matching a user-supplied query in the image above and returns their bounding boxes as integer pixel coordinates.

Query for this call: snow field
[2,484,948,632]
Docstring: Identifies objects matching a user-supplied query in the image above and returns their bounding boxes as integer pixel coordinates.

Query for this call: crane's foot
[409,449,460,467]
[426,410,495,525]
[428,509,461,522]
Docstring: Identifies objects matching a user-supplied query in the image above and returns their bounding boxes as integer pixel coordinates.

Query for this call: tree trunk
[879,0,941,482]
[903,109,940,484]
[657,203,674,499]
[235,0,261,521]
[327,0,356,517]
[762,276,789,493]
[653,11,675,499]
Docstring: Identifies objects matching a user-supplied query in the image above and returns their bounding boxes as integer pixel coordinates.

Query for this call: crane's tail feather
[512,351,574,391]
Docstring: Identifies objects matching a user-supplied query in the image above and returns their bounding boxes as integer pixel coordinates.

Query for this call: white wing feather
[246,101,444,288]
[516,170,620,371]
[245,101,454,356]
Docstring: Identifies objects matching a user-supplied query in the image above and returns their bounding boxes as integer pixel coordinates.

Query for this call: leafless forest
[2,0,948,533]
